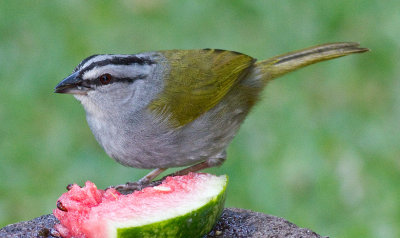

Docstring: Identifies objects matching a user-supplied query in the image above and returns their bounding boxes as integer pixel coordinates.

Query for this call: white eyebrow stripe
[82,64,154,80]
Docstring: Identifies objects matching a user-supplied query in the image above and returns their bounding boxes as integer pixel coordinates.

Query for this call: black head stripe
[108,56,155,66]
[80,74,148,88]
[113,74,148,83]
[74,54,99,72]
[79,55,155,76]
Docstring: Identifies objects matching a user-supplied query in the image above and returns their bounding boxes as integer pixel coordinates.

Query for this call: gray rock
[0,214,57,238]
[206,208,327,238]
[0,208,327,238]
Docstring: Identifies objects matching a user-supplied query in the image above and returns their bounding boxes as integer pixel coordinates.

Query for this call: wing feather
[148,49,256,127]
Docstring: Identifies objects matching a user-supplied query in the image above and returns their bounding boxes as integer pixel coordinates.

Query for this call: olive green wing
[148,49,256,127]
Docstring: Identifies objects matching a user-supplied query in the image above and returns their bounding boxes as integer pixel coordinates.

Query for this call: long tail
[255,42,369,80]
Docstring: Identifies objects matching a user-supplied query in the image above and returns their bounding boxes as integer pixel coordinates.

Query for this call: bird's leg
[112,151,227,193]
[172,151,227,176]
[138,168,167,184]
[113,168,166,193]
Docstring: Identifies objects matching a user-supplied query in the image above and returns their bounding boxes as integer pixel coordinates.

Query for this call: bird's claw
[109,181,147,194]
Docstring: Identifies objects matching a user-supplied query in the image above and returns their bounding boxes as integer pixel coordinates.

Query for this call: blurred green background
[0,0,399,237]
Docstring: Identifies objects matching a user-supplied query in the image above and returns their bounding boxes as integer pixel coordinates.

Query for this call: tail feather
[256,42,369,80]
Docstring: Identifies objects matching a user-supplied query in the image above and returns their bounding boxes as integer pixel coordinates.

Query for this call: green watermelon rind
[116,175,227,238]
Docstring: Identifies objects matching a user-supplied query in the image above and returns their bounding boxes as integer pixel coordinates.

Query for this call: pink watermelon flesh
[53,173,224,238]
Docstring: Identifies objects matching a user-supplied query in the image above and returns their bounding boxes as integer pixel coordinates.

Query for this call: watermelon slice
[53,173,227,238]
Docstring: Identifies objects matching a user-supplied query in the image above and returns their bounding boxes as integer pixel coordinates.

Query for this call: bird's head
[55,54,163,115]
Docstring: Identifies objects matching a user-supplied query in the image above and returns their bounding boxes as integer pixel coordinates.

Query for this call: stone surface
[0,214,58,238]
[206,208,327,238]
[0,208,327,238]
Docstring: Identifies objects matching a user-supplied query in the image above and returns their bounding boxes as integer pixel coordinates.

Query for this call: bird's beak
[54,72,90,94]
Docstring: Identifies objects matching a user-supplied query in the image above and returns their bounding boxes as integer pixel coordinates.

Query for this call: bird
[55,42,368,191]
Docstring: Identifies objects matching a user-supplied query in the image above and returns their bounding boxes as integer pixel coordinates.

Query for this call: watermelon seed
[57,200,68,212]
[66,184,73,191]
[153,185,172,192]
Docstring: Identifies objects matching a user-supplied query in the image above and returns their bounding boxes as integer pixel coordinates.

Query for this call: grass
[0,1,399,237]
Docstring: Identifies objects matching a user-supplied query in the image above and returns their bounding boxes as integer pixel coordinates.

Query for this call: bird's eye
[99,74,112,85]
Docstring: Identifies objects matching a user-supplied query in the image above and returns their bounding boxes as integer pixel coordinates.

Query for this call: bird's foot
[111,181,148,194]
[109,168,167,194]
